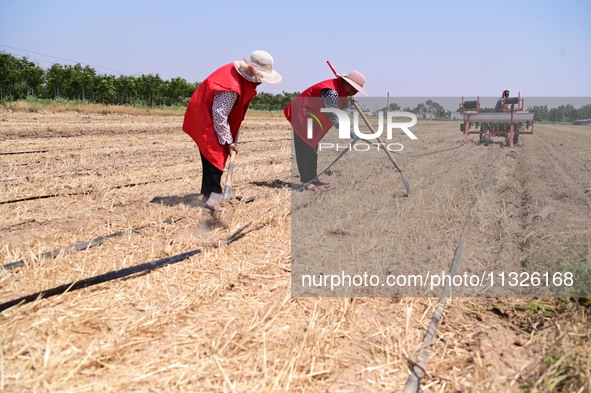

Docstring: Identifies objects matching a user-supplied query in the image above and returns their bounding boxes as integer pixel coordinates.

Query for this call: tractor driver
[495,89,521,144]
[495,89,510,112]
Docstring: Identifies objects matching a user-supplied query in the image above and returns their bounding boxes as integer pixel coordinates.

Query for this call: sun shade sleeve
[212,91,239,145]
[320,88,340,128]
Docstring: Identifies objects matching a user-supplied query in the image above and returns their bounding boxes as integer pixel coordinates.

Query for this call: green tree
[60,64,79,100]
[250,91,297,111]
[578,104,591,120]
[95,75,116,104]
[114,75,137,105]
[65,63,97,101]
[79,65,97,101]
[0,53,19,100]
[137,74,164,106]
[548,108,558,122]
[529,105,549,121]
[46,63,68,99]
[564,104,578,122]
[17,57,44,98]
[163,76,196,106]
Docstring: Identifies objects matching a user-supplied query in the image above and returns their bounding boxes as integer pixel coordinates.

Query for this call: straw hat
[338,70,367,96]
[234,50,282,84]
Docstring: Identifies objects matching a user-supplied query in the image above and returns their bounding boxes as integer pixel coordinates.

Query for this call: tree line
[3,53,589,119]
[0,52,297,110]
[0,53,197,106]
[376,100,450,118]
[527,104,591,123]
[477,103,591,122]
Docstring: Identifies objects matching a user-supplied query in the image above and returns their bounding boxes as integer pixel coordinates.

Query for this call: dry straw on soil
[1,104,590,392]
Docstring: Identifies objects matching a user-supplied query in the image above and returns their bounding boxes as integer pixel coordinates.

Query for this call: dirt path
[0,110,589,392]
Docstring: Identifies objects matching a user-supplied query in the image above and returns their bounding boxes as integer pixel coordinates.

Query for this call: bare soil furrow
[0,111,589,392]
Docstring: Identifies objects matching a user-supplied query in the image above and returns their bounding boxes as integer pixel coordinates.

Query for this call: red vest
[283,78,348,148]
[183,63,257,170]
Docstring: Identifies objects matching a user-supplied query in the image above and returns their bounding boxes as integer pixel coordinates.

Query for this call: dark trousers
[200,153,223,198]
[293,130,318,183]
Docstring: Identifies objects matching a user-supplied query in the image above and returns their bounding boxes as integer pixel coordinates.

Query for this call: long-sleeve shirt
[212,91,239,145]
[320,88,341,128]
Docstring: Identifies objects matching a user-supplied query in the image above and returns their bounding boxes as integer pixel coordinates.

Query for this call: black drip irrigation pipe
[0,214,258,313]
[0,129,472,316]
[0,176,187,205]
[0,150,49,156]
[0,135,413,312]
[0,249,202,312]
[0,139,364,313]
[111,176,186,190]
[402,168,498,393]
[3,217,182,270]
[0,193,63,205]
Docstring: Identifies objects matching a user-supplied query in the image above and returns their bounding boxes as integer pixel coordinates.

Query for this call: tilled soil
[0,109,589,392]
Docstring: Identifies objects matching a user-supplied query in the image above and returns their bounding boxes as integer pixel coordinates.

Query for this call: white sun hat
[338,70,367,96]
[234,50,282,84]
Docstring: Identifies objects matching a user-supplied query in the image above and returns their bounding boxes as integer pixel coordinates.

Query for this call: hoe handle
[349,99,411,196]
[327,60,338,76]
[222,149,237,199]
[226,150,237,184]
[326,60,411,196]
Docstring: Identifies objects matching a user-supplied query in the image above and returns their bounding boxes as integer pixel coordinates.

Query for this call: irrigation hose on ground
[3,217,182,270]
[1,124,462,314]
[401,167,498,393]
[0,136,363,312]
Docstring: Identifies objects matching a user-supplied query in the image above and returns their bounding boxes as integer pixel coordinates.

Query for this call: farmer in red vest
[183,50,282,211]
[284,70,367,191]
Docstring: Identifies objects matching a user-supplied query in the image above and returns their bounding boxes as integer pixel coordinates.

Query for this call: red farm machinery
[459,94,534,147]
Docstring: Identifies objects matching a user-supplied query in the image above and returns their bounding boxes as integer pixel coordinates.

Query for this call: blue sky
[1,0,590,97]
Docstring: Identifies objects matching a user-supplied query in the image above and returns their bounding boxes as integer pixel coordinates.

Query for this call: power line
[0,43,137,76]
[0,44,304,93]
